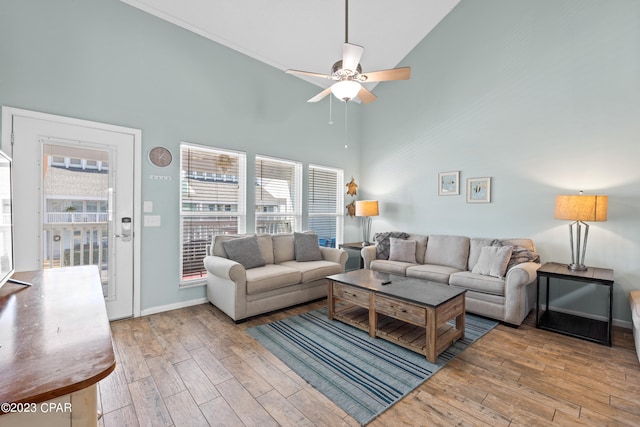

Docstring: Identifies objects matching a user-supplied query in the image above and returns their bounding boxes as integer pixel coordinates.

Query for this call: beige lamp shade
[355,200,379,217]
[554,195,608,222]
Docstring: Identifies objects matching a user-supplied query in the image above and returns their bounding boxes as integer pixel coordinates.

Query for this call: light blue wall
[0,0,363,311]
[360,0,640,323]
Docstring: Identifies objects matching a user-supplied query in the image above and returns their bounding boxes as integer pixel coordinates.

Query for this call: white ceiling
[121,0,460,92]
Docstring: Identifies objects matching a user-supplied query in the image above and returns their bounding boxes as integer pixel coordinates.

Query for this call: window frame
[179,142,246,287]
[308,164,344,248]
[255,155,302,234]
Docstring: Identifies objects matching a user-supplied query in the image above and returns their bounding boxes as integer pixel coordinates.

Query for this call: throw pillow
[472,245,513,279]
[223,235,266,269]
[492,239,540,270]
[374,231,410,260]
[294,232,323,262]
[388,237,417,263]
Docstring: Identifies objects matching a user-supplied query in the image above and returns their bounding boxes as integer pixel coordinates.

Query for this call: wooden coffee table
[327,269,466,363]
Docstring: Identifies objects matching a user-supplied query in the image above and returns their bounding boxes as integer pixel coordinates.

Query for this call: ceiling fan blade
[360,67,411,82]
[357,86,377,104]
[342,43,364,72]
[307,87,332,103]
[286,69,334,80]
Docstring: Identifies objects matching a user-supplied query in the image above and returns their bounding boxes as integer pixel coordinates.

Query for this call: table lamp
[355,200,379,245]
[554,193,608,271]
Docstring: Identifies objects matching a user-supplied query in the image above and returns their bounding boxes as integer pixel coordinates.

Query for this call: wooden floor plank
[216,378,279,426]
[198,396,244,426]
[173,358,221,406]
[164,389,210,427]
[257,389,315,427]
[128,376,172,427]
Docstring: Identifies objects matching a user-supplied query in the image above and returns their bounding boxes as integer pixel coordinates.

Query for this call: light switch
[143,201,153,213]
[144,215,161,227]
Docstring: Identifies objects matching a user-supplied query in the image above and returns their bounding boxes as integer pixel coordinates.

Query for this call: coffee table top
[327,269,465,308]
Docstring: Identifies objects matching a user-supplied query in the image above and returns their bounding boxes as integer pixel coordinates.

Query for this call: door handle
[115,217,132,241]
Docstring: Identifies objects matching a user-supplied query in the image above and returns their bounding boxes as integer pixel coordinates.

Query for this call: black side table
[536,262,614,346]
[339,242,371,270]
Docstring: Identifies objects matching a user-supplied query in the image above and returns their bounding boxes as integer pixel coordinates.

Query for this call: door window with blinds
[308,165,344,248]
[255,156,302,234]
[180,143,246,285]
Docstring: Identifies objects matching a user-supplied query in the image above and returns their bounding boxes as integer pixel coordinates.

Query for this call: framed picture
[438,171,459,196]
[467,177,491,203]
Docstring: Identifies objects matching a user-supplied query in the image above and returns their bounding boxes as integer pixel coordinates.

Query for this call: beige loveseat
[362,233,541,326]
[204,233,347,322]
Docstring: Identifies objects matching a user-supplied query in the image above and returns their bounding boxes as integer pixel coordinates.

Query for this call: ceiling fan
[286,0,411,104]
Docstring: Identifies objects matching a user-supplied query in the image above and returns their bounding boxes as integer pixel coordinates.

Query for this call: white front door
[2,108,140,320]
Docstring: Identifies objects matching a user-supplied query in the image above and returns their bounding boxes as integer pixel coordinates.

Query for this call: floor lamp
[355,200,379,245]
[554,193,608,271]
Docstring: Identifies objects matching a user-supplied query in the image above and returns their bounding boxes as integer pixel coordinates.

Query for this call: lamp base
[568,263,588,272]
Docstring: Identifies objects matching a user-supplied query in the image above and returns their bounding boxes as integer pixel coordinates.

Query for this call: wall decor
[467,177,491,203]
[346,200,356,217]
[346,177,358,196]
[438,171,460,196]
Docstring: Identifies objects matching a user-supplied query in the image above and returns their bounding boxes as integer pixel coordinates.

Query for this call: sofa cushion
[256,234,275,264]
[374,231,410,260]
[449,271,505,297]
[468,238,494,271]
[407,234,429,264]
[223,236,266,269]
[492,239,540,270]
[280,260,343,283]
[472,245,513,279]
[370,259,413,276]
[389,237,417,263]
[212,234,244,257]
[245,264,302,295]
[424,235,470,270]
[294,232,322,261]
[272,233,295,264]
[405,264,461,284]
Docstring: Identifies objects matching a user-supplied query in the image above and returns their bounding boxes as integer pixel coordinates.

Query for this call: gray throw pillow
[294,232,322,262]
[492,239,540,270]
[472,245,513,278]
[223,235,266,269]
[388,237,417,263]
[374,231,410,260]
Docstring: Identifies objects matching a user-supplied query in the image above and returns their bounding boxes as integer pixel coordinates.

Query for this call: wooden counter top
[0,266,115,406]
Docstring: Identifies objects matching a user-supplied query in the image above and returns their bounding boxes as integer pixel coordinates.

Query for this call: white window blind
[308,165,344,247]
[255,155,302,233]
[180,143,246,284]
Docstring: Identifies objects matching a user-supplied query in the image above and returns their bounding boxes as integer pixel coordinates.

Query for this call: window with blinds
[180,143,246,285]
[255,156,302,234]
[308,165,344,248]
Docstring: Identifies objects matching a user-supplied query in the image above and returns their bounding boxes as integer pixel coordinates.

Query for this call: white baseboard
[141,297,209,316]
[540,304,632,330]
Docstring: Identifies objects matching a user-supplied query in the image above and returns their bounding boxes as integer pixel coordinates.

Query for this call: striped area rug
[248,307,498,425]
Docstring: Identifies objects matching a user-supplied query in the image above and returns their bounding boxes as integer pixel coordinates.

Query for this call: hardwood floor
[99,301,640,426]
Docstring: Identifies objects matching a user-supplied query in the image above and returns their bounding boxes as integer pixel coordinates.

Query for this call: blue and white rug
[248,307,498,425]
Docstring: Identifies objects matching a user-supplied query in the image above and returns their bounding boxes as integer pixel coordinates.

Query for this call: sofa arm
[362,245,377,269]
[320,247,348,270]
[203,255,246,284]
[503,261,541,324]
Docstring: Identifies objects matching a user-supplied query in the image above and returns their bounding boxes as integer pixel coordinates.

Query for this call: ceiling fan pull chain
[329,93,334,125]
[344,102,349,149]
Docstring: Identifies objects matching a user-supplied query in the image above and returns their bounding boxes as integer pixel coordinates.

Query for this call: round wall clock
[149,146,172,167]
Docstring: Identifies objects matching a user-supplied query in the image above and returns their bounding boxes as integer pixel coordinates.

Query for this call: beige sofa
[630,291,640,363]
[362,233,541,326]
[204,233,347,322]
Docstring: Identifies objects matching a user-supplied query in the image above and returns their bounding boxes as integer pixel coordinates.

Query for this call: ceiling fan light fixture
[331,80,361,102]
